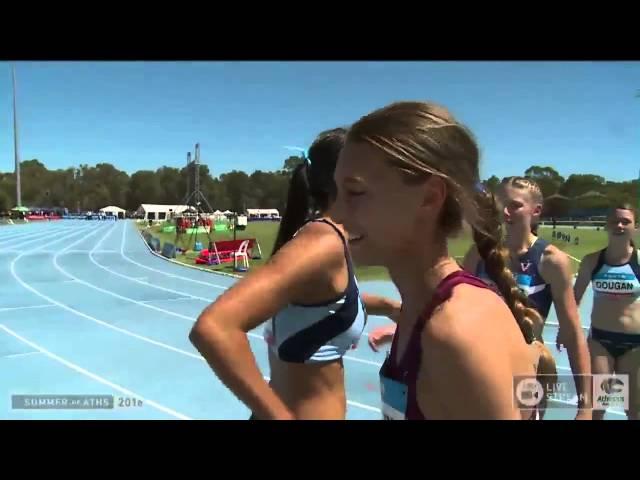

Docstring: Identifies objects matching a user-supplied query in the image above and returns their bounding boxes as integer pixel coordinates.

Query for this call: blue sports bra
[263,219,368,363]
[591,248,640,299]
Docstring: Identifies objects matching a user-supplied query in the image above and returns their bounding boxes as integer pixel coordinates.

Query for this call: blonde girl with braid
[333,101,556,419]
[461,176,591,419]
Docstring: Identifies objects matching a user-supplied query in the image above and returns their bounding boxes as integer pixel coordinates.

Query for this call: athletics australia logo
[593,374,629,410]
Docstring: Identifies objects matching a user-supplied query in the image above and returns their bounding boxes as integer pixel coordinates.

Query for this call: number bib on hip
[380,374,408,420]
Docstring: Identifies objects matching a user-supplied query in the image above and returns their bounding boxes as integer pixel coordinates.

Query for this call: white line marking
[66,249,119,254]
[53,245,197,324]
[12,222,381,416]
[101,223,389,368]
[121,224,229,289]
[0,227,72,246]
[98,229,388,368]
[345,399,381,413]
[0,305,57,312]
[139,297,193,304]
[4,351,42,359]
[9,227,205,362]
[0,324,191,420]
[545,321,590,331]
[10,229,379,416]
[0,222,80,239]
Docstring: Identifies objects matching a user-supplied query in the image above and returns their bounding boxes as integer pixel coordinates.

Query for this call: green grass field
[139,221,640,282]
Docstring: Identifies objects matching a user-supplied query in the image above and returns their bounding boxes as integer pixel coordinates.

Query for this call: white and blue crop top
[263,219,368,363]
[591,248,640,299]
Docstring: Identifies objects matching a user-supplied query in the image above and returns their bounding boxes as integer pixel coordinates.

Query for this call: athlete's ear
[420,175,446,210]
[532,203,543,218]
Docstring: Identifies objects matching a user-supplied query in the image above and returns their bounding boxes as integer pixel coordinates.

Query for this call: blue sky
[0,61,638,182]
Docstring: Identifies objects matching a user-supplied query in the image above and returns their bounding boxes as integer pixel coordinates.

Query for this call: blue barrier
[149,236,161,252]
[161,242,177,259]
[62,215,118,220]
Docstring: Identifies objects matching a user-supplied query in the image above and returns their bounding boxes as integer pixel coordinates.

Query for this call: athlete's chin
[348,240,377,266]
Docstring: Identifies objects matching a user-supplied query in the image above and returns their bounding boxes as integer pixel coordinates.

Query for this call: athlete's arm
[189,223,345,420]
[573,252,596,306]
[420,303,520,420]
[541,247,592,417]
[361,294,401,351]
[361,293,401,318]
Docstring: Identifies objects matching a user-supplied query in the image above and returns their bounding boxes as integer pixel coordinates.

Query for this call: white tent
[246,208,280,220]
[99,206,126,219]
[135,204,195,221]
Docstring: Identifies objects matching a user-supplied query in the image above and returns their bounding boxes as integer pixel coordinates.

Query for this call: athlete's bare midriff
[268,350,347,420]
[591,297,640,334]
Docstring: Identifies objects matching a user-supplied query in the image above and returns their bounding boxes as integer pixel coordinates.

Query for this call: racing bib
[380,375,408,420]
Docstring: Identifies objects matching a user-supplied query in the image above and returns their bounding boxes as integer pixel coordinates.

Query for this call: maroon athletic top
[379,270,495,420]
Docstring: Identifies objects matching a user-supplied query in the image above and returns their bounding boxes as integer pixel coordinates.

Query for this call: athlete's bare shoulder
[425,282,507,346]
[579,250,600,269]
[540,242,572,270]
[538,242,579,288]
[269,220,346,278]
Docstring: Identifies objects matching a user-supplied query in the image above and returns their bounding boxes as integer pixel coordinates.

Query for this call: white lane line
[0,222,81,240]
[10,226,204,361]
[103,224,388,368]
[0,324,191,420]
[133,223,243,281]
[88,226,387,369]
[0,225,77,246]
[0,225,83,251]
[0,305,57,313]
[69,238,386,369]
[18,223,382,415]
[11,239,381,415]
[67,250,119,254]
[4,351,42,359]
[120,224,229,289]
[545,320,590,331]
[139,297,194,304]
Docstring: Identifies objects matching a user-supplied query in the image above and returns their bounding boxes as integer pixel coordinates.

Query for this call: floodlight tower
[12,66,22,207]
[183,143,214,213]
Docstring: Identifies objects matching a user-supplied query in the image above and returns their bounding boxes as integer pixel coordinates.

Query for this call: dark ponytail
[272,127,347,256]
[272,162,313,255]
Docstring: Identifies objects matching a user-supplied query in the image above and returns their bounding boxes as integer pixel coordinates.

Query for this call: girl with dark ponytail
[190,127,400,420]
[272,129,342,254]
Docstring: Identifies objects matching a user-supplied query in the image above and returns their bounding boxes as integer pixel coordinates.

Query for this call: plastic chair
[234,240,250,271]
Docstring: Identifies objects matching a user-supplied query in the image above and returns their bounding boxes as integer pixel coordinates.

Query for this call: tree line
[483,166,638,218]
[0,159,637,218]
